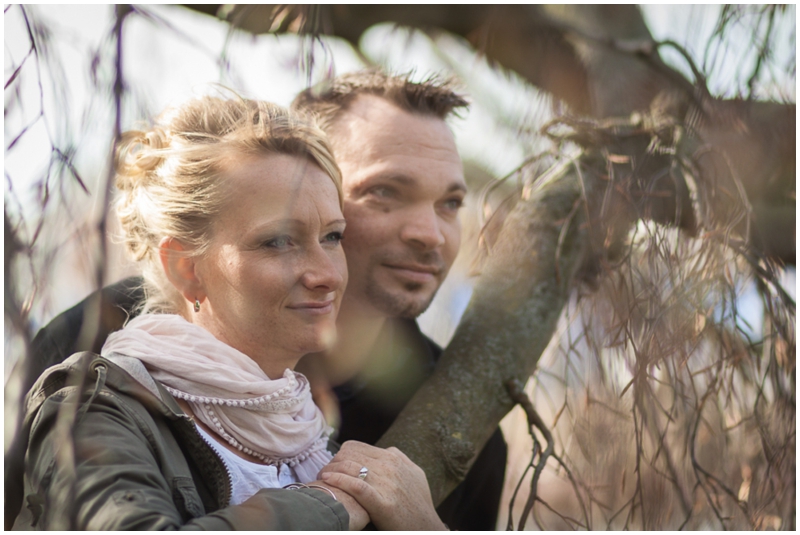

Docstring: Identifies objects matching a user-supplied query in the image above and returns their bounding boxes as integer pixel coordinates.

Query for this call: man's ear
[159,237,204,306]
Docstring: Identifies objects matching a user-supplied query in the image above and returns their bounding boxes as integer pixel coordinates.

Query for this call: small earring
[194,299,201,312]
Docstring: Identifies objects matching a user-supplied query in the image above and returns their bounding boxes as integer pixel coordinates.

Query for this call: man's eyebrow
[447,182,468,194]
[368,174,467,193]
[380,175,415,187]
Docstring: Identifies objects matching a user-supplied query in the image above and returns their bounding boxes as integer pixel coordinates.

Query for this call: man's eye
[370,186,395,199]
[264,235,292,248]
[322,231,344,245]
[443,198,464,211]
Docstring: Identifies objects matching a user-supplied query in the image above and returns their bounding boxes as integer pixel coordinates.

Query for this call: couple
[11,71,506,530]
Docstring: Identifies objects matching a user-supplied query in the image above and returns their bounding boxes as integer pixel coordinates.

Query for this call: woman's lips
[287,300,335,315]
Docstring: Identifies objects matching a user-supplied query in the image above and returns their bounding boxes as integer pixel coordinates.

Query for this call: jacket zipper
[178,415,234,508]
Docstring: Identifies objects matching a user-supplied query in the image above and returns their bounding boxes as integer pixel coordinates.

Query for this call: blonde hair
[114,95,342,314]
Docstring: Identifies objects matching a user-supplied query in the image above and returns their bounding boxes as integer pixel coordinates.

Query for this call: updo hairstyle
[114,95,342,315]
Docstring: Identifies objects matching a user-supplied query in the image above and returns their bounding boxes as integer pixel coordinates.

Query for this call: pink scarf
[101,313,332,483]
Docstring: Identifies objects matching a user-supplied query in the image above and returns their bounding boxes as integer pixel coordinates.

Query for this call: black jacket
[334,317,507,530]
[7,277,506,530]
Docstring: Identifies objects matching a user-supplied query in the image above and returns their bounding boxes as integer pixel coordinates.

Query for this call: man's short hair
[291,69,468,132]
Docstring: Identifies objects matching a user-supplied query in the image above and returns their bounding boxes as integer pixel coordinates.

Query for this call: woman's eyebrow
[246,219,304,234]
[248,218,346,234]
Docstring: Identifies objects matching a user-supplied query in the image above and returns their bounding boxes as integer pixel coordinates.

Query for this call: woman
[14,95,445,530]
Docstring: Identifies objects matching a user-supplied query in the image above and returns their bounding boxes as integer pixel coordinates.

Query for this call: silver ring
[358,466,368,480]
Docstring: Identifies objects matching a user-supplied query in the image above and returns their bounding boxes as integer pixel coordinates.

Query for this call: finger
[332,446,373,468]
[330,448,382,469]
[327,454,393,487]
[331,445,410,484]
[320,471,383,511]
[317,459,367,479]
[335,442,410,472]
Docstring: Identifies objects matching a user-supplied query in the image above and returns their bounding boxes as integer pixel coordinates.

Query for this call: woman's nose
[300,245,347,291]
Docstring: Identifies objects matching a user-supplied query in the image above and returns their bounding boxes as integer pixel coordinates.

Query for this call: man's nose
[400,206,446,250]
[300,245,346,291]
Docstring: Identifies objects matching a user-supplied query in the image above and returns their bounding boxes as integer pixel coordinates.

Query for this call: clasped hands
[309,441,448,531]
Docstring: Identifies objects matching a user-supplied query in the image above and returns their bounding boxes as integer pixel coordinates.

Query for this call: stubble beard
[353,248,448,319]
[363,278,438,319]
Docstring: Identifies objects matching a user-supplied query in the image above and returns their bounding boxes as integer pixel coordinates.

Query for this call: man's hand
[318,441,448,531]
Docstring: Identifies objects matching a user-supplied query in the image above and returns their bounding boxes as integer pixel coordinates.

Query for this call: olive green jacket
[12,352,348,530]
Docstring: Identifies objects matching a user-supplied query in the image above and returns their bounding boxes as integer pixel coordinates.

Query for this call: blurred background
[5,4,795,530]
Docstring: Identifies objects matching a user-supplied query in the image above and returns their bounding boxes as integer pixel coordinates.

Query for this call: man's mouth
[383,263,441,284]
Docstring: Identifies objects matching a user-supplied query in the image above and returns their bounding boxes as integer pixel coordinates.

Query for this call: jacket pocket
[172,477,205,520]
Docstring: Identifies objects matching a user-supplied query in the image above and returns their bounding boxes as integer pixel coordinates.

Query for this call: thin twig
[505,379,555,531]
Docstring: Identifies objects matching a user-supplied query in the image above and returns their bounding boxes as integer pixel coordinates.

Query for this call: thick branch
[376,162,595,503]
[182,4,795,263]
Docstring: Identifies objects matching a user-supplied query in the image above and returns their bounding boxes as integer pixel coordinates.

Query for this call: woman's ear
[159,237,204,307]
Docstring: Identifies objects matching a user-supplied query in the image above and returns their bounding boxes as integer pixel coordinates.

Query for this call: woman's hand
[318,441,448,531]
[304,481,370,531]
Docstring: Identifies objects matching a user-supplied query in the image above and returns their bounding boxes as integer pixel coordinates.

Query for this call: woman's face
[193,152,347,378]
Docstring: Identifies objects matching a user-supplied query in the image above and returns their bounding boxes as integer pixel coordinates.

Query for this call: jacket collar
[25,351,189,423]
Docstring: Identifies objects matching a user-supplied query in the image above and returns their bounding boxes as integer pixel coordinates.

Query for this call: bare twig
[505,379,555,531]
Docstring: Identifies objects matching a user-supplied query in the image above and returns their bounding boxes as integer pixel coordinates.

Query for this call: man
[292,71,507,530]
[7,71,506,530]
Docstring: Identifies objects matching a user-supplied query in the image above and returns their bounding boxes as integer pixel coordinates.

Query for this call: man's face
[331,95,466,318]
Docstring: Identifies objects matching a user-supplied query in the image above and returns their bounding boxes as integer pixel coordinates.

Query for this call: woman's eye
[322,231,344,245]
[264,235,292,248]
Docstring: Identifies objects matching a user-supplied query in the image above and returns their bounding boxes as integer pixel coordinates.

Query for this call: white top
[197,425,298,505]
